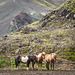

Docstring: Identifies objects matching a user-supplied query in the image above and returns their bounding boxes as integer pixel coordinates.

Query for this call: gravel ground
[0,70,75,75]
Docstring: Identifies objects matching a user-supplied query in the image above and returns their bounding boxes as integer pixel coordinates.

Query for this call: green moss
[42,0,56,9]
[65,0,75,13]
[63,47,75,61]
[0,56,5,59]
[50,14,55,18]
[28,21,39,28]
[32,0,53,9]
[0,1,6,6]
[32,0,49,8]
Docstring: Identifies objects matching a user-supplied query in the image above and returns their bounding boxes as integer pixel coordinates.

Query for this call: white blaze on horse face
[51,53,57,59]
[21,56,28,63]
[52,53,56,57]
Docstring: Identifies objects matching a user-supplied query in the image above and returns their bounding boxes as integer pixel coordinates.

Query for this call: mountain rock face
[9,12,33,32]
[0,0,66,35]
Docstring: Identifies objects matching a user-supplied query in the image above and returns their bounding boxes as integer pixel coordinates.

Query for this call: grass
[42,0,56,9]
[50,14,55,18]
[0,1,6,6]
[28,21,39,28]
[0,56,53,70]
[32,0,52,9]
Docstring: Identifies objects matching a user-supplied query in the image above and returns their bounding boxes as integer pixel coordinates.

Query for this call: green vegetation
[63,47,75,61]
[0,1,6,6]
[0,0,75,70]
[32,0,56,9]
[32,0,50,8]
[42,0,56,8]
[0,56,27,69]
[0,56,52,70]
[50,14,55,18]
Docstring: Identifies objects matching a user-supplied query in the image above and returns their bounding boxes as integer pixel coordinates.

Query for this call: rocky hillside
[0,0,75,63]
[0,0,66,35]
[9,12,33,32]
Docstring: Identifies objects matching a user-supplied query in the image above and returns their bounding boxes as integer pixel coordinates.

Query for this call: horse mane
[34,52,45,62]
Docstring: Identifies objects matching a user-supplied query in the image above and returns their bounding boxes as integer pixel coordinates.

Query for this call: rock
[9,12,33,32]
[0,49,2,52]
[20,26,37,34]
[67,1,71,4]
[66,13,75,19]
[61,9,70,16]
[15,49,19,53]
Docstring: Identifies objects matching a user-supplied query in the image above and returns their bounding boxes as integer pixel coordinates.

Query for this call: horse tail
[15,56,21,68]
[15,58,18,68]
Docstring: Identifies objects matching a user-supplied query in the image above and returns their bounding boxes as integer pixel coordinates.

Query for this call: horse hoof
[27,67,29,71]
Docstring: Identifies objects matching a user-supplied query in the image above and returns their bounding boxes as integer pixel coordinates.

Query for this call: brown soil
[55,58,75,70]
[0,70,75,75]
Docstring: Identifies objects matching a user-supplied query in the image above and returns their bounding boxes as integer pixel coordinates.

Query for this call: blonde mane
[38,53,42,58]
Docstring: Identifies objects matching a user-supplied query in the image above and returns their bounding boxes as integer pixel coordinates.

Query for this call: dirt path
[0,70,75,75]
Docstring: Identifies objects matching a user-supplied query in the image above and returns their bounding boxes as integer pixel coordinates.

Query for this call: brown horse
[45,53,57,70]
[34,52,45,70]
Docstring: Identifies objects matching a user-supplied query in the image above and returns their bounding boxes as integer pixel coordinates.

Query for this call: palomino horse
[45,53,57,70]
[34,52,45,70]
[15,55,36,70]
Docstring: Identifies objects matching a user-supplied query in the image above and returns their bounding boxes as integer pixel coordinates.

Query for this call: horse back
[46,54,55,62]
[28,55,36,62]
[21,56,29,63]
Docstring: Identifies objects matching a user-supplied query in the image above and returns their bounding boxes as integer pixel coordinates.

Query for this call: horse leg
[50,61,52,70]
[53,63,54,70]
[26,61,30,70]
[38,62,40,70]
[15,61,19,69]
[52,60,54,70]
[46,62,49,70]
[51,64,52,70]
[17,66,19,69]
[41,62,42,70]
[50,60,54,70]
[32,61,34,70]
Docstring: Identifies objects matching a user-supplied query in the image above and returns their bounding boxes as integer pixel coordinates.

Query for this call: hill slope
[0,0,75,62]
[0,0,66,35]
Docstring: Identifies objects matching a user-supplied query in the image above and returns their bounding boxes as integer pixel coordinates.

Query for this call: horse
[34,52,45,70]
[15,55,36,70]
[45,53,57,70]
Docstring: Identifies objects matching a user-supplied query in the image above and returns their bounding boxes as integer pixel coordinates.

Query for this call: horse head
[41,52,45,59]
